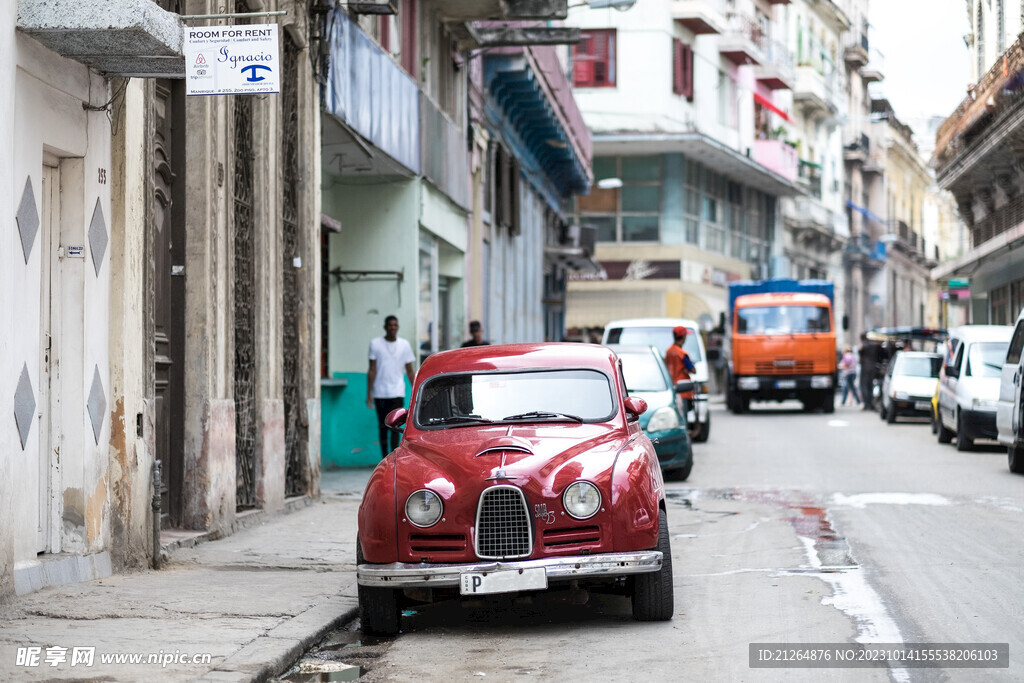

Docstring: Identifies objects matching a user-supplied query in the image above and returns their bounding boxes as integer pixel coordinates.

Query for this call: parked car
[606,344,694,481]
[996,310,1024,473]
[936,325,1012,451]
[878,351,942,424]
[356,343,674,635]
[601,318,711,441]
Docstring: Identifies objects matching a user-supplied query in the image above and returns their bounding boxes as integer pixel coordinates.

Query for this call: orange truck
[725,279,838,414]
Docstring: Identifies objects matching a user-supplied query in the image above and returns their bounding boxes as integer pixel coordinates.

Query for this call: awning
[754,92,791,123]
[845,199,884,224]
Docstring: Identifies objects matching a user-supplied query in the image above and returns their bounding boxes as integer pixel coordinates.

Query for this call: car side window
[952,343,965,376]
[1006,322,1024,365]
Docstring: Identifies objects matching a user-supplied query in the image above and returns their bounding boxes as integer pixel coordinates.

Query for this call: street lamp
[596,177,623,189]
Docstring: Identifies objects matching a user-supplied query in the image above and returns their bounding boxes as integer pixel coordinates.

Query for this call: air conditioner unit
[350,0,397,14]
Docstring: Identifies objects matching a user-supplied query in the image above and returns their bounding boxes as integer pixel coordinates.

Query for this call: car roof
[604,318,699,329]
[893,351,942,358]
[946,325,1013,343]
[419,342,618,376]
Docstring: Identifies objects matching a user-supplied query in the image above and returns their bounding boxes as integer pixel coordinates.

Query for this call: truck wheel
[632,512,674,621]
[822,390,835,414]
[357,541,401,636]
[1009,444,1024,474]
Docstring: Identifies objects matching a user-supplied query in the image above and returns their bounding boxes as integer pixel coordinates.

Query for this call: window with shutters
[572,29,616,87]
[672,38,694,100]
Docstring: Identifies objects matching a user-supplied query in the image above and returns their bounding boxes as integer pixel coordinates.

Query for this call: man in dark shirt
[461,320,489,347]
[858,332,882,410]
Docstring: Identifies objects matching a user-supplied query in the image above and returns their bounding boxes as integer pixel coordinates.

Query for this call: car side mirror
[707,348,721,362]
[674,380,695,395]
[385,407,408,431]
[624,396,648,421]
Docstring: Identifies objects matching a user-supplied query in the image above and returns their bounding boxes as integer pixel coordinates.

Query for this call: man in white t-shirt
[366,315,416,457]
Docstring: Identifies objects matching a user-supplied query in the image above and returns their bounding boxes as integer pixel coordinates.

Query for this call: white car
[936,325,1012,451]
[601,318,711,442]
[879,351,942,424]
[996,309,1024,473]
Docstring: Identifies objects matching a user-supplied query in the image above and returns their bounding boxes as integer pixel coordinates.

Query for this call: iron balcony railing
[968,192,1024,248]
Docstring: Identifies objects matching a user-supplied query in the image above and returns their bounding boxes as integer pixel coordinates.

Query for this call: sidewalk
[0,468,374,682]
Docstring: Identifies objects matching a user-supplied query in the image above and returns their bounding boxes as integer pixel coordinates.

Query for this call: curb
[197,598,360,682]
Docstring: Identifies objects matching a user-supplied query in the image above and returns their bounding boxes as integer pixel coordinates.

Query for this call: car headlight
[972,398,998,410]
[563,481,601,520]
[647,406,680,432]
[405,489,443,527]
[894,391,909,400]
[810,375,833,388]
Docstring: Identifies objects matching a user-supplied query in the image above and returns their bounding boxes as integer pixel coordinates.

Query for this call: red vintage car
[356,342,675,635]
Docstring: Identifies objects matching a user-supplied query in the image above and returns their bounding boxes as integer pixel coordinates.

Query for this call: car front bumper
[357,550,663,588]
[961,408,998,439]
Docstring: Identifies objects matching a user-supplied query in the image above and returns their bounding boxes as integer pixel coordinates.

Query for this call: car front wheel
[937,413,954,444]
[357,541,401,636]
[1009,444,1024,474]
[632,512,674,621]
[955,411,974,452]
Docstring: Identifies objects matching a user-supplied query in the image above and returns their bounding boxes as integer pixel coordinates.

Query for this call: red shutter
[672,39,683,94]
[400,0,417,77]
[573,34,595,87]
[573,30,615,88]
[682,43,694,101]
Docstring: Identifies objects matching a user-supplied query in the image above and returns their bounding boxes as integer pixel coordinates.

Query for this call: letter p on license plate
[460,567,547,595]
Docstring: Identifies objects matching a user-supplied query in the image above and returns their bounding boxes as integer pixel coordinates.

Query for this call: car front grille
[475,485,532,559]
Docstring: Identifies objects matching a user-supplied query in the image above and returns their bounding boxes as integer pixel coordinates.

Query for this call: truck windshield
[604,326,703,362]
[736,306,831,335]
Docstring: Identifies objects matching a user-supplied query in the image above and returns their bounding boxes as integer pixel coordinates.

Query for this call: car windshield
[966,342,1008,378]
[619,352,670,392]
[896,355,942,378]
[415,368,615,426]
[736,306,831,335]
[605,326,703,361]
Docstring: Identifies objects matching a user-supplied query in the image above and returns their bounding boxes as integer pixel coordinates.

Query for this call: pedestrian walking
[839,345,861,406]
[858,332,881,410]
[366,315,416,458]
[460,320,490,347]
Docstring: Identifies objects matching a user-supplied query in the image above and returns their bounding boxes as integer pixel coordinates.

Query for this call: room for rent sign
[184,24,280,96]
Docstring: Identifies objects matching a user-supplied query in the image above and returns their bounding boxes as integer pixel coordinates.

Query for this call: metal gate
[282,34,307,497]
[233,76,258,510]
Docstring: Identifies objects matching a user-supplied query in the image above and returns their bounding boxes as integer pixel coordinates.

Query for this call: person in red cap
[665,326,697,418]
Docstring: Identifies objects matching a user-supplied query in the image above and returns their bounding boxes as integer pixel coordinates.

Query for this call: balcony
[808,0,851,33]
[421,93,470,209]
[797,159,823,198]
[843,233,886,269]
[672,0,727,35]
[862,147,885,175]
[753,140,798,181]
[785,196,843,252]
[963,193,1024,250]
[843,133,869,164]
[843,34,869,69]
[754,40,795,90]
[432,0,568,20]
[793,66,838,118]
[17,0,184,77]
[718,13,765,65]
[860,48,885,83]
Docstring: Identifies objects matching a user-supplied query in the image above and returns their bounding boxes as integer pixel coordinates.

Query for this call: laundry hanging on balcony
[753,92,791,123]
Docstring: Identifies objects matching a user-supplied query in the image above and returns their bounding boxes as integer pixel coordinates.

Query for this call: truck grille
[756,360,813,375]
[475,486,532,559]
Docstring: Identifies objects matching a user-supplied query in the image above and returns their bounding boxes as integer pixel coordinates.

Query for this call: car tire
[667,458,693,482]
[955,411,974,452]
[931,408,938,435]
[691,414,710,443]
[886,401,897,424]
[878,399,886,420]
[632,512,674,622]
[357,541,401,637]
[937,414,954,444]
[1009,444,1024,473]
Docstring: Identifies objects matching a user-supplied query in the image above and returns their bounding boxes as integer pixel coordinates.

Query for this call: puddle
[831,492,952,508]
[279,661,363,682]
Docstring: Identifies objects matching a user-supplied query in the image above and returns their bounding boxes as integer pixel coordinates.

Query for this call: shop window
[573,29,616,87]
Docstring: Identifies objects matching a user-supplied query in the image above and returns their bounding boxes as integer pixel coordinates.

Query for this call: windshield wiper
[501,411,584,423]
[425,415,494,425]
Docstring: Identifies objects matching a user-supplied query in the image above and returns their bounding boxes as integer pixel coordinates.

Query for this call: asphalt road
[319,399,1024,683]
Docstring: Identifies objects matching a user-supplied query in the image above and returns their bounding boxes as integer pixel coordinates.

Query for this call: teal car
[607,344,694,481]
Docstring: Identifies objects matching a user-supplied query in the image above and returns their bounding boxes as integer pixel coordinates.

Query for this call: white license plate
[459,567,547,595]
[775,379,797,389]
[915,401,931,411]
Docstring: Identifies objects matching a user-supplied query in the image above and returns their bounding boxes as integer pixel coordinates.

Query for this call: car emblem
[486,469,518,481]
[534,504,556,525]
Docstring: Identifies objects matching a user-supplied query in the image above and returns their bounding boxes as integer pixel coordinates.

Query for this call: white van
[996,312,1024,472]
[936,325,1013,451]
[601,318,711,442]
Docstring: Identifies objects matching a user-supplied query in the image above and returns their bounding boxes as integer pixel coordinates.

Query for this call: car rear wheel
[357,541,401,636]
[886,401,897,424]
[1009,444,1024,473]
[937,413,954,444]
[955,411,974,452]
[632,512,674,622]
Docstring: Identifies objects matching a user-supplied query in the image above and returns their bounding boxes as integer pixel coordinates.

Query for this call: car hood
[956,376,1002,402]
[891,376,938,396]
[627,390,673,429]
[394,424,626,496]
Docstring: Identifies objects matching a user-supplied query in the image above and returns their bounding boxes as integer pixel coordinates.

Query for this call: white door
[37,162,60,554]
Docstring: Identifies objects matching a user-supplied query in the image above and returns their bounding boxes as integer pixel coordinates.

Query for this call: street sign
[184,24,280,96]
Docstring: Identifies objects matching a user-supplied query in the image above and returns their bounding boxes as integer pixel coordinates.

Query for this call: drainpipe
[152,461,162,570]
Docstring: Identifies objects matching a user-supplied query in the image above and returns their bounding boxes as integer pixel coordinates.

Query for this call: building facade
[4,0,322,599]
